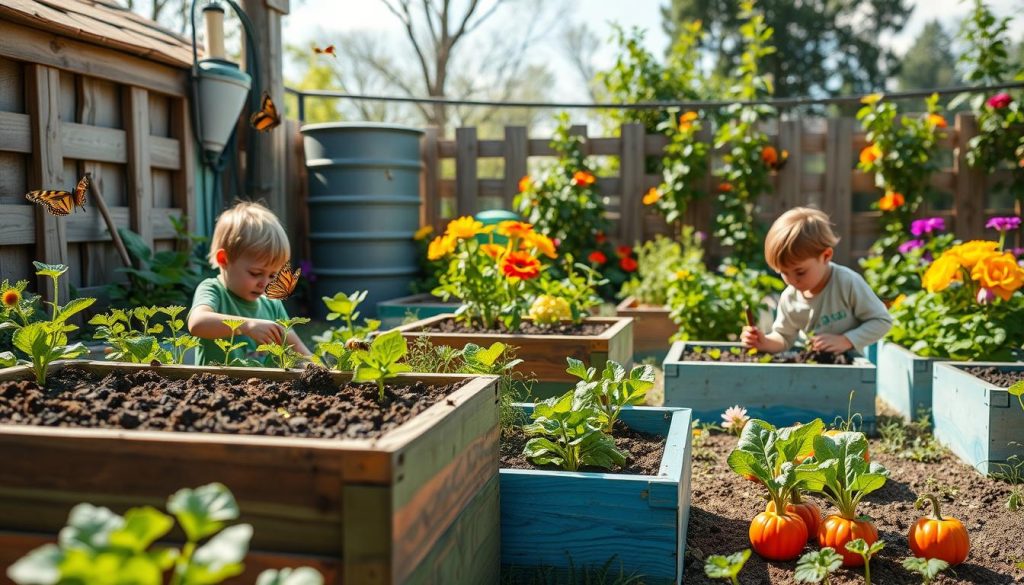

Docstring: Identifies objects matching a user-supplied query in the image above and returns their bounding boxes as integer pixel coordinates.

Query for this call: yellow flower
[859,144,882,166]
[427,234,457,261]
[723,266,739,277]
[675,269,691,280]
[522,232,557,259]
[643,188,661,206]
[528,294,571,325]
[518,175,532,192]
[922,254,962,293]
[890,294,907,309]
[861,93,883,105]
[946,240,1000,269]
[679,111,699,130]
[497,220,534,239]
[480,243,506,259]
[445,216,487,241]
[2,288,20,307]
[927,113,948,128]
[413,225,434,241]
[971,252,1024,301]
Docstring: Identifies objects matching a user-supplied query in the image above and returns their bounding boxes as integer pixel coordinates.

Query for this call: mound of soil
[0,365,464,440]
[419,318,611,336]
[961,366,1024,388]
[500,421,665,476]
[684,348,853,365]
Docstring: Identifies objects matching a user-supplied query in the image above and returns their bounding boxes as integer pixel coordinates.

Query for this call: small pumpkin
[908,493,970,565]
[766,492,821,541]
[749,508,808,561]
[819,514,878,566]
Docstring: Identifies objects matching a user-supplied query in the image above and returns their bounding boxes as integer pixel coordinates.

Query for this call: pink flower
[899,239,925,254]
[910,217,945,237]
[721,405,750,434]
[986,216,1021,232]
[987,93,1012,109]
[977,287,997,305]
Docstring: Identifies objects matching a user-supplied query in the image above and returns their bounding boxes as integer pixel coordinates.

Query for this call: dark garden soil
[683,430,1024,584]
[0,365,463,440]
[422,318,611,336]
[683,348,853,365]
[500,421,665,476]
[962,366,1024,388]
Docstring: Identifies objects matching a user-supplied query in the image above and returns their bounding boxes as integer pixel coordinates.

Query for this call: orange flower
[522,232,557,259]
[571,171,596,187]
[878,191,905,211]
[947,241,1000,269]
[588,250,607,265]
[2,289,20,307]
[761,146,778,166]
[620,256,638,272]
[679,111,699,130]
[497,220,534,239]
[518,175,532,192]
[427,234,457,260]
[480,243,506,259]
[595,231,607,244]
[643,188,661,205]
[717,182,733,193]
[501,251,541,280]
[971,252,1024,300]
[859,144,882,166]
[927,114,947,128]
[413,225,434,241]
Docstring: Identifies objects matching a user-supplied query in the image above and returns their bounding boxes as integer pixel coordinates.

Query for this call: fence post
[825,117,854,265]
[777,119,803,212]
[503,125,527,210]
[620,122,644,245]
[421,126,441,230]
[954,113,986,241]
[455,126,478,217]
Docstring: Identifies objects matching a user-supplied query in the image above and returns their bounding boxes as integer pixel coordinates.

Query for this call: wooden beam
[953,114,987,241]
[124,86,153,247]
[455,127,478,216]
[0,205,183,246]
[170,96,196,239]
[825,118,854,265]
[503,126,527,210]
[0,111,31,153]
[26,64,68,302]
[420,127,440,230]
[619,123,644,245]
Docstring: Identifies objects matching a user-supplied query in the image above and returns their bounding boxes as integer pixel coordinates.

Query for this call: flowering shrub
[888,216,1024,359]
[646,110,709,228]
[619,229,705,306]
[859,216,955,301]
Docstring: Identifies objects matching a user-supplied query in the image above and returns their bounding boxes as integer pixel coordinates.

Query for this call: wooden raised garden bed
[932,361,1024,475]
[0,361,501,584]
[500,404,693,585]
[876,340,939,420]
[662,341,877,432]
[615,296,677,363]
[376,293,462,329]
[395,313,633,399]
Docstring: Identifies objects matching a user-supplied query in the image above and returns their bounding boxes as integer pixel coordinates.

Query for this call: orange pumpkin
[767,497,821,542]
[822,429,871,462]
[908,494,969,565]
[819,514,878,566]
[749,509,808,561]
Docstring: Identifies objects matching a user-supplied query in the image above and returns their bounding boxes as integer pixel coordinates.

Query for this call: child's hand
[810,333,853,354]
[741,326,767,350]
[242,319,284,345]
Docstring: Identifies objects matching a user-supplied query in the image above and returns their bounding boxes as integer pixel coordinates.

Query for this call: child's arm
[741,326,788,353]
[827,275,894,352]
[188,305,284,345]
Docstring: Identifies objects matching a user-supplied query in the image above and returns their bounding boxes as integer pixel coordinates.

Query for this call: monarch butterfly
[762,146,790,172]
[249,92,281,132]
[25,173,90,216]
[265,262,300,300]
[313,45,337,58]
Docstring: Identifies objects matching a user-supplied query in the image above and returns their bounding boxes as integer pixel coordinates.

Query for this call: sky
[280,0,1022,103]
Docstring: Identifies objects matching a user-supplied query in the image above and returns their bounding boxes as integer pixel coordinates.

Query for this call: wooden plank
[0,22,188,97]
[589,136,621,155]
[0,151,28,199]
[420,126,440,230]
[0,111,31,153]
[616,297,677,361]
[503,126,527,210]
[477,140,504,157]
[170,96,195,238]
[0,205,181,245]
[954,114,986,241]
[777,119,802,210]
[150,135,181,170]
[825,118,854,265]
[26,64,68,302]
[148,92,170,137]
[620,123,645,245]
[0,56,24,113]
[62,121,126,163]
[124,86,153,248]
[454,127,478,217]
[876,340,937,420]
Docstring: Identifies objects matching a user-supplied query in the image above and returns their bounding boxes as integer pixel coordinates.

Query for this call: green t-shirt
[189,277,289,365]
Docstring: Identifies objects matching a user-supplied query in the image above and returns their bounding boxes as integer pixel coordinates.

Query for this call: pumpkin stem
[915,493,944,521]
[791,489,804,504]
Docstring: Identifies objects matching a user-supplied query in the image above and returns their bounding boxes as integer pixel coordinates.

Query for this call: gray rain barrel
[301,123,424,319]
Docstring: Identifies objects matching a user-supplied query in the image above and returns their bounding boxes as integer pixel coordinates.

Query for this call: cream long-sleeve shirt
[771,263,893,353]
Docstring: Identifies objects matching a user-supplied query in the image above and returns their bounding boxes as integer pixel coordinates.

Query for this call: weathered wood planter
[501,405,693,585]
[396,314,634,399]
[615,296,677,364]
[376,293,462,329]
[932,362,1024,475]
[0,361,501,584]
[663,341,877,432]
[876,340,940,420]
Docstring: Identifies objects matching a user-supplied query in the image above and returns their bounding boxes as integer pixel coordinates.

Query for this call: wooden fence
[420,116,1017,265]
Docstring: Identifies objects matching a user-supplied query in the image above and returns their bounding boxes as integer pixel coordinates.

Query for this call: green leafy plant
[256,317,311,369]
[89,306,200,365]
[901,556,950,584]
[728,418,824,514]
[794,547,843,584]
[988,451,1024,512]
[619,231,704,307]
[6,482,321,585]
[667,263,783,342]
[845,539,885,585]
[1,278,43,362]
[649,107,709,228]
[215,319,248,367]
[529,257,606,325]
[859,223,955,303]
[566,358,655,433]
[876,410,945,463]
[522,390,626,472]
[350,329,412,402]
[703,549,751,584]
[319,290,381,342]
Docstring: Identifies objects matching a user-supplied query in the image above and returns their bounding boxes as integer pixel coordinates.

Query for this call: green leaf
[370,330,407,365]
[125,336,158,362]
[6,544,62,585]
[470,342,505,368]
[255,567,325,585]
[58,503,124,552]
[166,483,239,542]
[565,357,595,381]
[704,549,751,579]
[13,322,46,357]
[0,351,16,368]
[794,547,842,583]
[56,298,96,322]
[108,506,174,553]
[901,557,949,580]
[1008,380,1024,397]
[777,419,824,463]
[32,262,68,279]
[844,538,884,557]
[184,524,252,585]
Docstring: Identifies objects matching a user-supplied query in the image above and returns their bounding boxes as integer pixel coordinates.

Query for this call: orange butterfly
[249,92,281,132]
[313,45,337,58]
[265,262,300,300]
[25,173,90,216]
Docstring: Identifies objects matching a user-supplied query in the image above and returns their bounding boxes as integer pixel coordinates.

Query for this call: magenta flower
[298,259,317,283]
[986,93,1012,109]
[986,216,1022,232]
[898,239,925,254]
[977,287,996,305]
[910,217,945,237]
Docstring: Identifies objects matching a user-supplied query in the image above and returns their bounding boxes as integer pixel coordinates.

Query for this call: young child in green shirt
[187,201,311,365]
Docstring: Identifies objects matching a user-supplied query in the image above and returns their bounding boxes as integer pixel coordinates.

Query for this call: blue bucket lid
[475,209,520,225]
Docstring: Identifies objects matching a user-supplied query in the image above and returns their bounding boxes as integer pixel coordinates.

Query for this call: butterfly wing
[73,174,90,210]
[25,190,74,216]
[265,263,300,300]
[249,92,281,132]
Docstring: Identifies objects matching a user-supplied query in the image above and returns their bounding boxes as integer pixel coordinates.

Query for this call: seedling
[901,557,949,584]
[988,451,1024,512]
[90,305,200,365]
[845,538,885,585]
[522,390,626,472]
[831,389,863,433]
[256,317,311,369]
[350,329,412,402]
[215,319,248,367]
[795,547,843,584]
[319,290,380,343]
[566,358,654,433]
[1009,380,1023,412]
[703,549,751,584]
[708,348,722,360]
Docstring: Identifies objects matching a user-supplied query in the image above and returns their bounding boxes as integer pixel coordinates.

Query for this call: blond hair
[764,207,840,271]
[208,201,290,268]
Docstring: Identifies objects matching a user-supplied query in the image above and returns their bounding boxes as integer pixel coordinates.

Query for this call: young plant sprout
[794,547,843,584]
[901,557,949,585]
[350,329,412,402]
[256,317,311,369]
[703,549,751,584]
[215,319,248,367]
[845,539,885,585]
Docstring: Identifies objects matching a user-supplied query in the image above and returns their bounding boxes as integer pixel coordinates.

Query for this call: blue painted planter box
[932,362,1024,475]
[501,405,693,585]
[864,342,879,365]
[662,341,877,433]
[376,293,462,329]
[876,341,939,420]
